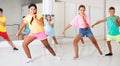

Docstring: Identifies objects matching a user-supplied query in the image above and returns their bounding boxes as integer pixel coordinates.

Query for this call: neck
[110,15,114,17]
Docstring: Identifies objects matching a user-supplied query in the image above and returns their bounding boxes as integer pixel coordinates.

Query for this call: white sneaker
[26,58,32,63]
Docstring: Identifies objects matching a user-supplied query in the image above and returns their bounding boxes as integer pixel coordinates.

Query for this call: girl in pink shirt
[63,5,103,59]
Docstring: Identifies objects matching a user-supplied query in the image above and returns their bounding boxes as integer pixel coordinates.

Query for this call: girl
[44,15,58,45]
[16,3,60,63]
[63,5,103,59]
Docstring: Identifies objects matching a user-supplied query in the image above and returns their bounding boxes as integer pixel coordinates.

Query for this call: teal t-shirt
[106,15,120,36]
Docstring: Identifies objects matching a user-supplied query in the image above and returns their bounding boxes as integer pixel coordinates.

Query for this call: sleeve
[36,13,44,20]
[23,17,28,24]
[70,16,78,27]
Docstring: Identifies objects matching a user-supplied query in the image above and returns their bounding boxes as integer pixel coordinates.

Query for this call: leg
[52,36,58,45]
[80,38,84,44]
[21,34,25,40]
[22,35,36,58]
[105,41,113,56]
[73,34,83,58]
[41,39,56,56]
[89,36,103,55]
[6,39,18,50]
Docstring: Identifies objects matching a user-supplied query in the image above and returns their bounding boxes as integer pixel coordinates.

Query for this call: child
[63,5,103,59]
[92,7,120,56]
[16,3,60,63]
[44,15,58,45]
[21,16,30,40]
[0,8,18,50]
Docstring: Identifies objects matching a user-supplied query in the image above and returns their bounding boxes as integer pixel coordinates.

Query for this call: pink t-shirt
[70,14,90,28]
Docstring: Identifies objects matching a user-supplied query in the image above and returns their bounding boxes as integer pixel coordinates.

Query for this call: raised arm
[33,15,44,26]
[114,16,120,26]
[16,22,26,37]
[62,24,72,34]
[92,18,107,28]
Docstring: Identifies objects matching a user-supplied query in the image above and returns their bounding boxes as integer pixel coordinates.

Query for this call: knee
[22,42,28,48]
[73,39,78,45]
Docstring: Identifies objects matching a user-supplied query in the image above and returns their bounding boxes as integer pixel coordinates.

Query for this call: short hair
[22,16,25,18]
[0,8,3,13]
[28,3,37,9]
[109,7,115,10]
[78,5,86,10]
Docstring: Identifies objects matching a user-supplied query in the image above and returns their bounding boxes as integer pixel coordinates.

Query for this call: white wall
[0,0,23,37]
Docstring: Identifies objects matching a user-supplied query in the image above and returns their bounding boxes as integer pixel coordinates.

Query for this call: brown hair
[78,5,86,11]
[109,7,115,10]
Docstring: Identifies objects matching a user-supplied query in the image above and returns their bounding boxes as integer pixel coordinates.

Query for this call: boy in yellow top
[0,8,18,50]
[16,3,60,63]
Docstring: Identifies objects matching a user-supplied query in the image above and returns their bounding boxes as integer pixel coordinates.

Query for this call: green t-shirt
[107,15,120,36]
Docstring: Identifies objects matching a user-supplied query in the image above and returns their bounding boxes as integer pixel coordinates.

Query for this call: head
[78,5,86,14]
[28,3,37,15]
[0,8,3,17]
[108,7,115,16]
[46,15,52,21]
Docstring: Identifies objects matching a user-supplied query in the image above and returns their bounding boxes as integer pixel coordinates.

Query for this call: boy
[0,8,18,50]
[92,7,120,56]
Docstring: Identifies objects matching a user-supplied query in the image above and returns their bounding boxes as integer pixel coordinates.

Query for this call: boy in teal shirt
[92,7,120,56]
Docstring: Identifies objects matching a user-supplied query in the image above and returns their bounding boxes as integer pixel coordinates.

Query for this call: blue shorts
[79,27,93,37]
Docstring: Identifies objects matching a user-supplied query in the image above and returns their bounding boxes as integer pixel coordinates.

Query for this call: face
[109,9,115,16]
[0,11,2,17]
[78,7,85,14]
[29,6,37,15]
[47,15,51,21]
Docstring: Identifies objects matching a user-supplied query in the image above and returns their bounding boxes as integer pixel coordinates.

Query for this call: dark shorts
[79,27,93,37]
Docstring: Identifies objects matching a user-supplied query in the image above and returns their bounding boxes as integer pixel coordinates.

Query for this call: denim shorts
[79,27,93,37]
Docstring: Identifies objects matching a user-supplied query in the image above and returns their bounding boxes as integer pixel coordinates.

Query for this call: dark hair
[46,15,52,21]
[28,3,37,9]
[0,8,3,13]
[78,5,86,10]
[22,16,25,18]
[109,7,115,10]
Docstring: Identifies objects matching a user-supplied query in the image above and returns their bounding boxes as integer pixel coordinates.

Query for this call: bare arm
[63,24,72,34]
[114,16,120,26]
[92,18,107,28]
[16,22,26,36]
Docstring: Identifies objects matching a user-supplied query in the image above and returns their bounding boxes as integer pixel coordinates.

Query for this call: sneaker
[26,58,32,63]
[13,47,19,50]
[72,57,79,60]
[105,53,113,56]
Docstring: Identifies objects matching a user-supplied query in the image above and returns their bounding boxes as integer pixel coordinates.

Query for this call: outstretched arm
[63,24,72,34]
[16,22,26,37]
[92,18,106,28]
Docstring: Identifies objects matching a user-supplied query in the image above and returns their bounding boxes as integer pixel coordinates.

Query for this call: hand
[62,30,66,34]
[16,32,20,37]
[92,25,95,28]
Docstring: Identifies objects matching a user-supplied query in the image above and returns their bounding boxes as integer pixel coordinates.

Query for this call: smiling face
[109,9,115,17]
[78,7,85,14]
[29,6,37,15]
[46,15,51,21]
